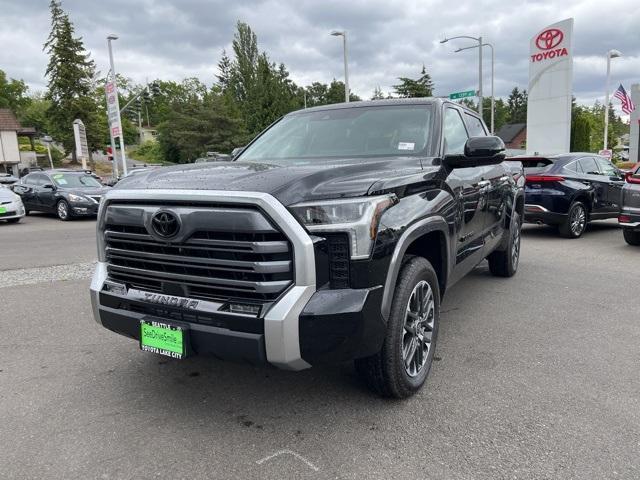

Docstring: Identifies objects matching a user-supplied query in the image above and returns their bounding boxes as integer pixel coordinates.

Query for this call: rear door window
[579,157,600,175]
[595,157,616,177]
[564,161,583,174]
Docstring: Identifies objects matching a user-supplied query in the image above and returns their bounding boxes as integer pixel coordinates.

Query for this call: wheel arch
[380,216,449,321]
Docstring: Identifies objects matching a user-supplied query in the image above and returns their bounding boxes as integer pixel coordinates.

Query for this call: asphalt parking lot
[1,215,639,480]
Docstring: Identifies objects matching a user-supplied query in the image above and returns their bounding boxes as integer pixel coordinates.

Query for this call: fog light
[228,303,261,316]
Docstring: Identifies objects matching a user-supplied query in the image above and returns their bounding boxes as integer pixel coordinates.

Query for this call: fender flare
[380,216,450,320]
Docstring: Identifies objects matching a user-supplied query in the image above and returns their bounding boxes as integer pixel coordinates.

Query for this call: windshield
[239,104,433,164]
[51,173,102,188]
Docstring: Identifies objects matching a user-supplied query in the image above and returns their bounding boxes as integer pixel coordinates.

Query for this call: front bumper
[90,262,385,368]
[70,201,99,216]
[0,201,25,220]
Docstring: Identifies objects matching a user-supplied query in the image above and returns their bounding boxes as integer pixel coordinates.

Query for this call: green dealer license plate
[0,206,6,214]
[140,320,187,359]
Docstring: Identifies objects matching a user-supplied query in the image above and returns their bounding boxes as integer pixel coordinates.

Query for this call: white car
[0,185,26,223]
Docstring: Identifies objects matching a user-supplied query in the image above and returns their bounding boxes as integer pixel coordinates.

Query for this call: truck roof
[288,97,480,116]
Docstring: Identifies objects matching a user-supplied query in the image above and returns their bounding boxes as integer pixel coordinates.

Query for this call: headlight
[289,195,397,259]
[12,193,22,203]
[68,193,87,202]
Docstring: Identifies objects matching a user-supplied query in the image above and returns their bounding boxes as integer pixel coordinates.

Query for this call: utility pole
[107,35,128,176]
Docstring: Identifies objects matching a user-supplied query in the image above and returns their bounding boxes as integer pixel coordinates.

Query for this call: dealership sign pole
[526,18,574,155]
[106,35,128,177]
[105,72,119,179]
[72,119,89,170]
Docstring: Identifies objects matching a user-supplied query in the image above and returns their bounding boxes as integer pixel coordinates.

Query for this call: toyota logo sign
[151,210,180,238]
[535,28,563,50]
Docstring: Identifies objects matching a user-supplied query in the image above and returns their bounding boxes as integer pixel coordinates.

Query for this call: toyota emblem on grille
[151,210,180,238]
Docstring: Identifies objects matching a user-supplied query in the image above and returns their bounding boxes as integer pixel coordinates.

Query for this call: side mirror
[231,147,245,158]
[443,136,506,169]
[42,183,56,190]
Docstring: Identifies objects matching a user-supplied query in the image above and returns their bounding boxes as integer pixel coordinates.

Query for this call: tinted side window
[595,158,616,176]
[464,113,487,137]
[443,108,469,154]
[564,161,583,174]
[22,174,37,185]
[33,174,49,185]
[579,157,599,175]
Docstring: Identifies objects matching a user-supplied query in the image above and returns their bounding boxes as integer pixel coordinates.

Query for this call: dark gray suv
[620,164,640,245]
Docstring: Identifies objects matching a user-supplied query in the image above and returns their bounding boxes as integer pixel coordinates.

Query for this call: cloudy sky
[1,0,638,114]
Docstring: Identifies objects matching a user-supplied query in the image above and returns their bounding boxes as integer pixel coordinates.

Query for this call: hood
[0,187,19,202]
[113,158,438,205]
[59,186,111,196]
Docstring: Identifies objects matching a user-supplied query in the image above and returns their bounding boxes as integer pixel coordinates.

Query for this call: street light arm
[454,42,493,53]
[441,35,480,43]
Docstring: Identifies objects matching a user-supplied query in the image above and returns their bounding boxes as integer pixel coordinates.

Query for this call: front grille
[103,203,294,304]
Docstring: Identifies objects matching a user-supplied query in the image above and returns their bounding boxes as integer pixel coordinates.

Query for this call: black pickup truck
[90,98,524,398]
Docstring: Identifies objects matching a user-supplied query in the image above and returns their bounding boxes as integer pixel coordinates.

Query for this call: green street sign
[449,90,476,100]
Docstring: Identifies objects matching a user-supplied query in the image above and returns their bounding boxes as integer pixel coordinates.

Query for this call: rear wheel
[56,199,71,221]
[559,201,587,238]
[488,211,521,277]
[623,228,640,246]
[355,256,439,398]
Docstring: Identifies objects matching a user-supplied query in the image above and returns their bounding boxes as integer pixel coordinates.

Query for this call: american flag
[613,84,635,115]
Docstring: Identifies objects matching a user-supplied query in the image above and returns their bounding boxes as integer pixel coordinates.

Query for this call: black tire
[488,211,521,277]
[56,199,71,221]
[355,256,440,399]
[559,201,587,238]
[6,217,21,224]
[24,209,30,216]
[623,228,640,246]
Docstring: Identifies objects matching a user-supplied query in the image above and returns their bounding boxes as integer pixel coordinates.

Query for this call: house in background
[0,109,22,174]
[496,123,527,155]
[140,127,158,143]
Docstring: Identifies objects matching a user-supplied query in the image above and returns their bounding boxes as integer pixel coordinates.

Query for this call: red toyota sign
[531,28,568,63]
[535,28,564,50]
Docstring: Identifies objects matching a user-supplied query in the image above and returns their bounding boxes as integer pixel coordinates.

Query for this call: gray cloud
[0,0,638,116]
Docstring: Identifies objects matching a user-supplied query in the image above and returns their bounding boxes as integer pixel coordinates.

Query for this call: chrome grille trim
[93,189,317,370]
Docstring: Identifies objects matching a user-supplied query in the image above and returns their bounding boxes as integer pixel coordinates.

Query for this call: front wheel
[56,199,71,221]
[559,201,587,238]
[488,211,521,277]
[623,228,640,246]
[355,256,439,398]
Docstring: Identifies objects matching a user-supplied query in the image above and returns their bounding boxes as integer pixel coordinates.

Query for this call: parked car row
[518,152,638,245]
[619,163,640,245]
[11,169,111,221]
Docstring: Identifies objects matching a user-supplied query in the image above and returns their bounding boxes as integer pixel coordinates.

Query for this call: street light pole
[107,34,128,176]
[604,49,622,150]
[330,30,350,103]
[441,35,483,116]
[456,42,495,134]
[42,135,54,169]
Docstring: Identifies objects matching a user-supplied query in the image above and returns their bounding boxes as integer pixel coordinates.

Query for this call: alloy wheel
[511,223,521,267]
[58,201,68,220]
[570,205,586,236]
[402,280,435,377]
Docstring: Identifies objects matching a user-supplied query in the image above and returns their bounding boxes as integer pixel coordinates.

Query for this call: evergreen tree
[43,0,99,156]
[371,86,385,100]
[506,87,527,123]
[216,50,232,92]
[393,65,434,98]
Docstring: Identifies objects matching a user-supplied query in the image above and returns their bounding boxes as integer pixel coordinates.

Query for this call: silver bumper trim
[90,189,317,370]
[524,204,549,213]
